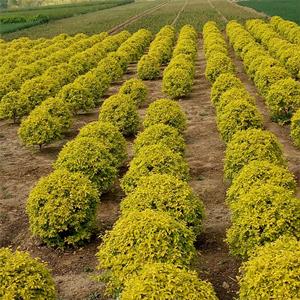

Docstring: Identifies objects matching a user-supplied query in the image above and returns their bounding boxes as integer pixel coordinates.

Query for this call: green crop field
[238,0,300,24]
[0,0,133,34]
[2,0,264,39]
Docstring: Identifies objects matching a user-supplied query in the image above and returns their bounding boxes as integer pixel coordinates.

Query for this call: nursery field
[0,1,300,300]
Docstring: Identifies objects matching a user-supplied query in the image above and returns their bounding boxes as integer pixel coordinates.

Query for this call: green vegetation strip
[238,0,300,24]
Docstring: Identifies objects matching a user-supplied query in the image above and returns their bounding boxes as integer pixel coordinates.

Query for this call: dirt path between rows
[207,0,228,23]
[178,36,240,299]
[171,0,189,26]
[228,44,300,196]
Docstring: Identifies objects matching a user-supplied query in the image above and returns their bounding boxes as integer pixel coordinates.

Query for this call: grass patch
[238,0,300,24]
[0,0,133,34]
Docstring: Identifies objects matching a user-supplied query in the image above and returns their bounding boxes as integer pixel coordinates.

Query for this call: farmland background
[1,0,265,39]
[238,0,300,24]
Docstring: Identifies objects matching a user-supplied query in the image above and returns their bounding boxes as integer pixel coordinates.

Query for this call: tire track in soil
[227,44,300,196]
[171,0,189,26]
[108,1,169,34]
[207,0,228,23]
[178,36,240,300]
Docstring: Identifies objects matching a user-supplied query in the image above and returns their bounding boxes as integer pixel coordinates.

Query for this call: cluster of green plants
[162,25,197,98]
[0,14,49,24]
[0,248,56,299]
[238,236,300,299]
[0,32,106,99]
[24,34,153,247]
[137,25,175,80]
[0,32,109,120]
[270,16,300,44]
[96,95,216,298]
[26,70,151,247]
[203,21,235,84]
[246,19,300,79]
[120,262,218,300]
[204,21,300,299]
[203,22,263,144]
[0,33,69,70]
[226,20,300,146]
[26,124,126,247]
[17,29,152,148]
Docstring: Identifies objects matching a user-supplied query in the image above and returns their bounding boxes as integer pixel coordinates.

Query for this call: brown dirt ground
[1,34,299,300]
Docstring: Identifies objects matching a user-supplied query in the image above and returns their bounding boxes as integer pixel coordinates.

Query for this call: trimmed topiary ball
[98,94,140,136]
[26,169,99,247]
[137,54,160,80]
[53,137,118,192]
[205,52,235,83]
[254,66,290,96]
[57,81,95,113]
[143,98,187,133]
[133,124,185,155]
[217,87,255,114]
[96,209,196,296]
[238,236,300,299]
[224,129,285,181]
[119,78,148,107]
[226,184,300,259]
[120,174,204,235]
[291,108,300,147]
[120,263,218,300]
[121,144,190,195]
[162,67,194,99]
[216,99,263,143]
[18,97,72,149]
[210,73,244,107]
[0,248,56,299]
[77,121,127,167]
[266,78,300,123]
[226,160,296,205]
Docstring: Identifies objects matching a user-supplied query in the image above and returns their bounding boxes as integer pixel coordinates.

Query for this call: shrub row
[137,25,175,80]
[0,34,60,57]
[0,35,52,71]
[205,22,300,299]
[162,25,198,98]
[26,74,150,247]
[97,97,217,298]
[226,21,300,146]
[245,19,300,79]
[270,16,300,45]
[0,33,76,74]
[203,21,235,83]
[0,248,56,299]
[0,32,108,101]
[18,30,152,148]
[0,31,130,122]
[203,22,263,144]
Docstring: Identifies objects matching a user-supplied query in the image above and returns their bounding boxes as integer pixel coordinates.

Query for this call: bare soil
[2,34,299,300]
